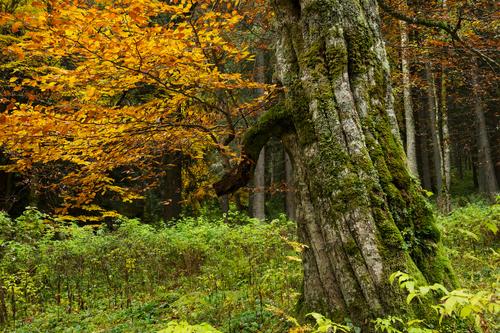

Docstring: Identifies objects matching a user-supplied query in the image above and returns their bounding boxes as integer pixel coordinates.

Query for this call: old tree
[0,0,462,330]
[215,0,456,329]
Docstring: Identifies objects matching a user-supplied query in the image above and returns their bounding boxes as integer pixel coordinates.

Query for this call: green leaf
[460,305,472,318]
[406,292,419,304]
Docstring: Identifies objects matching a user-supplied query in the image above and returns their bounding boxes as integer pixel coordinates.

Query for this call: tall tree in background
[380,0,498,205]
[216,0,455,329]
[439,64,451,212]
[424,62,446,207]
[470,59,498,199]
[249,50,267,220]
[399,6,418,177]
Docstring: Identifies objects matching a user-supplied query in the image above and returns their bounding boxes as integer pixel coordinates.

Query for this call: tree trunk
[456,150,463,180]
[439,66,451,212]
[251,147,266,220]
[400,21,418,177]
[472,152,479,189]
[274,0,455,328]
[470,60,498,200]
[215,1,456,329]
[424,63,445,202]
[160,152,182,221]
[437,0,451,212]
[249,50,267,220]
[285,150,296,220]
[417,104,432,190]
[0,151,14,212]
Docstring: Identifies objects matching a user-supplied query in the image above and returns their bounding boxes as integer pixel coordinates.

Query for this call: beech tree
[0,0,270,218]
[215,0,456,329]
[8,0,499,329]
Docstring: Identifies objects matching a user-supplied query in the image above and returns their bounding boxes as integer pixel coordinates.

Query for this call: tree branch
[213,102,293,196]
[377,0,499,71]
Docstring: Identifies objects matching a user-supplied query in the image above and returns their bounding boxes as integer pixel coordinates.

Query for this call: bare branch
[377,0,499,71]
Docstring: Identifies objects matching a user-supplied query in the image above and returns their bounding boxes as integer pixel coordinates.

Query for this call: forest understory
[0,194,497,333]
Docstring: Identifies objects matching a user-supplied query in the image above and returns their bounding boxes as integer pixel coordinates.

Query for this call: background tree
[379,0,499,204]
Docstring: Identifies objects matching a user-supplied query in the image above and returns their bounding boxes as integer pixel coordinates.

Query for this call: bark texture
[251,147,266,220]
[285,151,297,220]
[470,60,498,199]
[249,50,268,220]
[424,62,451,212]
[417,100,432,190]
[439,66,451,213]
[272,0,455,327]
[400,21,418,177]
[216,0,456,329]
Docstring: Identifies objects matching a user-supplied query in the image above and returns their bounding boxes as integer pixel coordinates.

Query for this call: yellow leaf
[86,86,96,98]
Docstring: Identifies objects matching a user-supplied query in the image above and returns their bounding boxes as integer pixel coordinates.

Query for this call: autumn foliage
[0,0,272,217]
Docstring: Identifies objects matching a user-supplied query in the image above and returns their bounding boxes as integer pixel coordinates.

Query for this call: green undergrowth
[437,198,499,290]
[0,209,302,332]
[0,198,498,332]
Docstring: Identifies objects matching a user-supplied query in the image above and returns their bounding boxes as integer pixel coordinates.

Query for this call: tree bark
[417,104,432,190]
[424,63,446,204]
[439,66,451,212]
[285,151,296,220]
[249,50,267,220]
[470,59,498,199]
[160,152,182,221]
[216,0,456,329]
[251,147,266,220]
[400,21,418,177]
[437,0,451,212]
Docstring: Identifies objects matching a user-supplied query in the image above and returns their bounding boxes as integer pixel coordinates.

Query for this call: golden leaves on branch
[0,0,274,217]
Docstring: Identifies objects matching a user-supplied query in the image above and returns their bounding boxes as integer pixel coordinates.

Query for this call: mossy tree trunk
[216,0,455,330]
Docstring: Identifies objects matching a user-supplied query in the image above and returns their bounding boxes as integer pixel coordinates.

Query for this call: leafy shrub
[0,209,301,332]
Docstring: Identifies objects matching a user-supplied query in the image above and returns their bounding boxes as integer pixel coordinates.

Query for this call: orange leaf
[11,21,22,33]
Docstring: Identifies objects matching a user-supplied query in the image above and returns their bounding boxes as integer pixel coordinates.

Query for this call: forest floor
[0,197,498,333]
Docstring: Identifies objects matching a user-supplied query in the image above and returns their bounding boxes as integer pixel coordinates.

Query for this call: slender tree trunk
[456,149,463,180]
[470,59,498,200]
[424,63,445,200]
[400,21,418,177]
[251,147,266,220]
[284,151,296,220]
[418,105,432,190]
[0,161,13,212]
[160,152,182,221]
[438,0,451,212]
[439,66,451,212]
[249,50,268,220]
[472,152,479,189]
[219,195,229,217]
[272,0,455,328]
